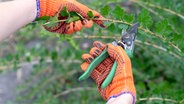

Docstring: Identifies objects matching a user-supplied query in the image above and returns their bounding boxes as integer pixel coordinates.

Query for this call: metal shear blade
[118,22,139,58]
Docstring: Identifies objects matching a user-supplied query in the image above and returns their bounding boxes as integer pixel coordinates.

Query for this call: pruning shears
[79,22,139,89]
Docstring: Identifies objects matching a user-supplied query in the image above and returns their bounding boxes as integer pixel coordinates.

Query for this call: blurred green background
[0,0,184,104]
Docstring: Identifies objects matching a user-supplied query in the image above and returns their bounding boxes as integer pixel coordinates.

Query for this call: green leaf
[103,21,111,27]
[44,15,59,27]
[59,35,67,41]
[5,54,13,61]
[118,24,128,30]
[66,16,81,23]
[138,9,153,28]
[87,11,94,18]
[51,50,58,60]
[66,37,79,50]
[40,28,55,36]
[123,14,135,23]
[100,5,110,16]
[35,16,51,21]
[66,12,82,23]
[60,7,69,17]
[111,6,124,19]
[107,23,116,32]
[156,19,172,36]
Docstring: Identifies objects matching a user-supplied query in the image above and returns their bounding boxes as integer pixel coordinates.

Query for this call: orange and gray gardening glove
[35,0,105,34]
[81,41,136,103]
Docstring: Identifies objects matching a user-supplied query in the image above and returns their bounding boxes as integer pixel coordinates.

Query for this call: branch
[135,40,181,59]
[130,0,179,34]
[74,35,182,59]
[94,18,181,52]
[44,87,96,104]
[0,58,81,71]
[180,98,184,104]
[94,18,165,40]
[54,87,96,97]
[44,19,67,25]
[130,0,164,19]
[28,70,78,99]
[38,12,181,53]
[138,97,178,103]
[144,1,184,20]
[130,0,184,20]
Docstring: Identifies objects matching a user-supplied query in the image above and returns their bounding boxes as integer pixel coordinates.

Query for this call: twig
[135,40,181,59]
[38,13,181,52]
[74,35,119,39]
[130,0,179,34]
[144,1,184,20]
[0,58,81,71]
[180,98,184,103]
[75,35,182,59]
[74,35,182,59]
[94,18,165,40]
[44,87,96,104]
[28,70,78,99]
[130,0,184,20]
[94,18,181,52]
[54,87,96,97]
[130,0,164,19]
[138,97,178,103]
[44,19,67,25]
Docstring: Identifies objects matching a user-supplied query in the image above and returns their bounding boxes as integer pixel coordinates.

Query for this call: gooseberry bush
[0,0,184,104]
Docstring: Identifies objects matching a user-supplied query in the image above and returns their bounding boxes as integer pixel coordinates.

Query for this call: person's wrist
[107,93,135,104]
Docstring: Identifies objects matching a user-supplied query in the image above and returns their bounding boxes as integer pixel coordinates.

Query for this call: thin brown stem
[44,87,96,104]
[135,40,181,59]
[44,19,67,25]
[138,97,178,103]
[130,0,184,20]
[94,18,181,52]
[94,18,165,40]
[40,15,181,52]
[180,98,184,103]
[130,0,180,34]
[29,70,78,99]
[130,0,164,19]
[75,35,181,59]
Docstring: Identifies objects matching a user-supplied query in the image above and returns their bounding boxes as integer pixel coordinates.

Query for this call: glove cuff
[105,75,136,100]
[108,92,136,104]
[37,0,63,17]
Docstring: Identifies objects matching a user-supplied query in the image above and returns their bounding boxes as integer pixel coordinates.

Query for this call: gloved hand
[36,0,105,34]
[81,41,136,103]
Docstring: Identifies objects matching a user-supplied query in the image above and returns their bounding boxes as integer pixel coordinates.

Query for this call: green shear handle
[78,49,117,89]
[79,22,139,89]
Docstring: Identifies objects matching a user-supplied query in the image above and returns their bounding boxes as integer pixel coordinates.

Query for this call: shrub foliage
[0,0,184,104]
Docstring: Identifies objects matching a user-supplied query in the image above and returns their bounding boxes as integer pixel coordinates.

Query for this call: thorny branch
[93,18,181,52]
[44,86,183,104]
[138,97,178,103]
[130,0,184,20]
[40,5,181,53]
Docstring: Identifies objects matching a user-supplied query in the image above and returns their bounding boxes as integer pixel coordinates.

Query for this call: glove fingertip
[81,54,89,59]
[93,16,106,28]
[93,41,105,49]
[65,23,75,35]
[81,62,89,71]
[106,44,117,58]
[73,21,82,31]
[83,20,93,28]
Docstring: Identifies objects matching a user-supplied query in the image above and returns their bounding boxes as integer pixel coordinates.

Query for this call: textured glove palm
[81,41,136,103]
